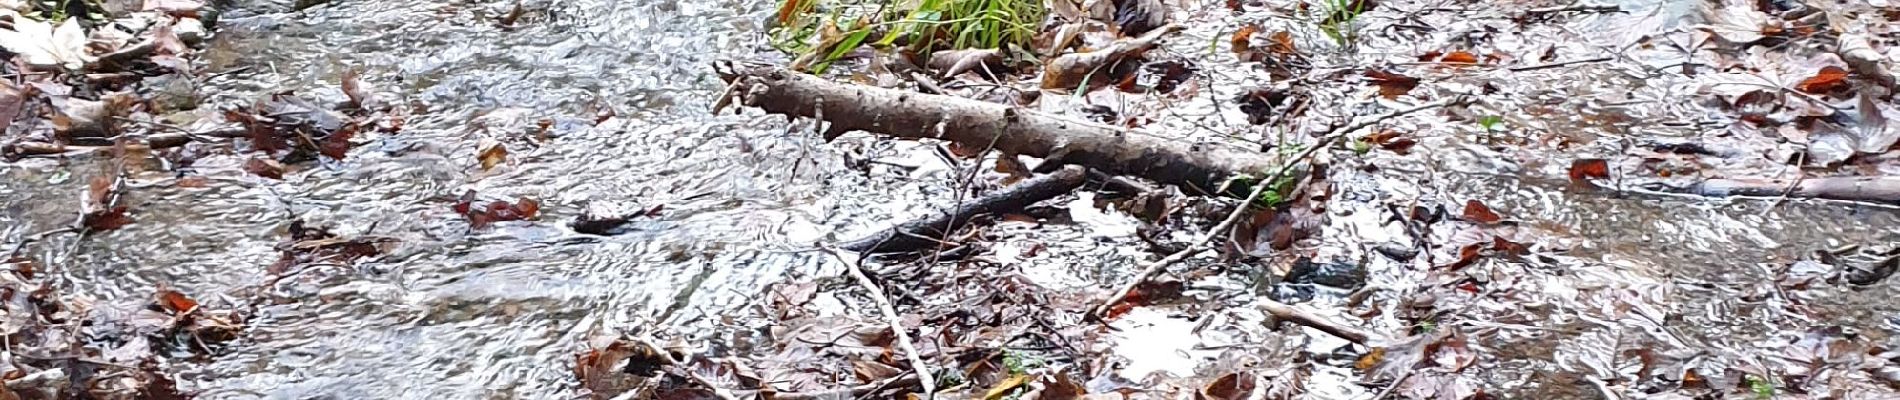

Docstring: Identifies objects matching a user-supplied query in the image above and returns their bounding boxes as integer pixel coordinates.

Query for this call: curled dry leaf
[477,139,508,171]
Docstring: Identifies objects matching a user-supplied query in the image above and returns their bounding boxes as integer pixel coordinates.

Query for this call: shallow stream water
[1,0,1897,397]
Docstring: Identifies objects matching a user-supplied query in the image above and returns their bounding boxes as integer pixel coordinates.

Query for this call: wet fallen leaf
[984,374,1033,400]
[1794,66,1850,94]
[477,139,508,171]
[83,207,134,231]
[1461,199,1501,224]
[1363,70,1419,99]
[318,124,355,160]
[1567,159,1609,182]
[245,157,285,179]
[1202,372,1256,400]
[1444,242,1484,271]
[454,190,542,228]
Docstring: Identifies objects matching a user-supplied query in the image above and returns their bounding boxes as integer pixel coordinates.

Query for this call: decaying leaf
[1042,25,1180,91]
[82,207,134,231]
[342,70,382,110]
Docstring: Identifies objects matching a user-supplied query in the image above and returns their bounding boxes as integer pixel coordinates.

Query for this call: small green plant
[1416,319,1437,333]
[771,0,1042,73]
[1318,0,1368,46]
[1477,115,1504,131]
[1747,375,1774,399]
[1001,349,1040,374]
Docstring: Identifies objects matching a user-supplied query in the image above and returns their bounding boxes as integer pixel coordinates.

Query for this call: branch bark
[841,165,1088,253]
[714,63,1279,195]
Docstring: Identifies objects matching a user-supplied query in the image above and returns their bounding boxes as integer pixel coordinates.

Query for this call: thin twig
[1087,98,1458,320]
[1508,56,1614,72]
[826,247,938,397]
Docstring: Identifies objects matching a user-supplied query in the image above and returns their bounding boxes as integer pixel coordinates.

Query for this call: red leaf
[1439,51,1480,64]
[1461,200,1501,224]
[1795,66,1850,94]
[157,289,198,314]
[1568,159,1610,182]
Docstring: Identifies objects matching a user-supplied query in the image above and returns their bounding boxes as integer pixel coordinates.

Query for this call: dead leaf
[156,288,197,314]
[1444,242,1484,271]
[985,374,1034,400]
[1266,31,1296,55]
[1461,200,1501,224]
[245,157,285,179]
[1230,24,1260,56]
[1419,51,1478,64]
[1795,66,1850,94]
[83,207,134,231]
[477,139,509,171]
[1202,372,1256,400]
[1363,69,1419,99]
[1567,159,1609,182]
[318,124,356,160]
[0,17,92,70]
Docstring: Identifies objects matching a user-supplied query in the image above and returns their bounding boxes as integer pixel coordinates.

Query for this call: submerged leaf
[1567,159,1609,182]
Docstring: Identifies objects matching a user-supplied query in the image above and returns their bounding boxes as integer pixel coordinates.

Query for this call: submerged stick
[823,248,938,397]
[714,63,1278,194]
[840,166,1089,253]
[1650,176,1900,204]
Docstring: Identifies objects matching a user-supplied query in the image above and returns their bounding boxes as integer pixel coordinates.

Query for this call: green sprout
[1477,115,1504,131]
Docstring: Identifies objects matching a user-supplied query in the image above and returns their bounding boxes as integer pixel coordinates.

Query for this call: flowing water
[1,0,1897,398]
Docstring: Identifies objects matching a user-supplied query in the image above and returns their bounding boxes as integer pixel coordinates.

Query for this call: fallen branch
[1084,99,1456,325]
[1260,301,1376,344]
[1508,56,1613,72]
[1647,176,1900,204]
[3,127,247,158]
[713,63,1278,194]
[841,166,1088,253]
